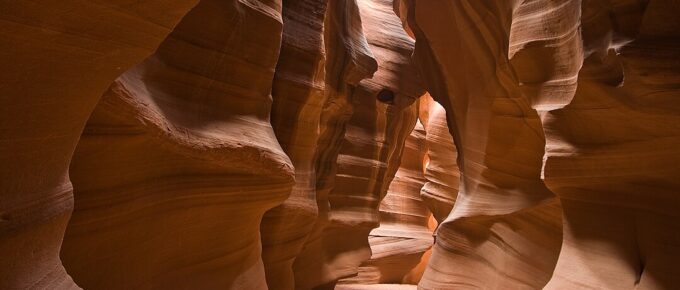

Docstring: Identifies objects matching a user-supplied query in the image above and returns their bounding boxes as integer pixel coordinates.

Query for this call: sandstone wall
[401,0,680,289]
[62,1,293,289]
[339,120,432,285]
[2,0,679,289]
[0,1,198,288]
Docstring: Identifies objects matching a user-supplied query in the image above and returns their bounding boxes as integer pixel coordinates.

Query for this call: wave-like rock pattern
[260,1,329,289]
[419,96,459,224]
[402,0,680,289]
[3,0,680,289]
[291,0,378,288]
[339,120,433,285]
[530,1,680,289]
[0,1,198,289]
[402,0,565,288]
[294,0,424,288]
[61,1,294,289]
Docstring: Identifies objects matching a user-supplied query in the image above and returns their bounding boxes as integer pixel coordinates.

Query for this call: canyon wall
[0,1,198,289]
[419,96,459,224]
[401,0,680,289]
[293,0,424,288]
[260,1,329,289]
[402,1,565,288]
[2,0,680,289]
[537,1,680,288]
[61,1,293,289]
[339,120,433,285]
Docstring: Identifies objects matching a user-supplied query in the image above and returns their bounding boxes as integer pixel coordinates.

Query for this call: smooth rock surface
[0,1,198,289]
[61,1,293,289]
[2,0,679,289]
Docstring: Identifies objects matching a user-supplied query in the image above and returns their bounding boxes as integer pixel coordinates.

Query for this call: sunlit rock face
[3,0,680,289]
[292,0,425,288]
[0,1,198,289]
[339,120,433,285]
[289,0,379,288]
[419,96,459,224]
[61,1,294,289]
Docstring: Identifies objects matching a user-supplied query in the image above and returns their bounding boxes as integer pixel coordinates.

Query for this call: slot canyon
[1,0,679,289]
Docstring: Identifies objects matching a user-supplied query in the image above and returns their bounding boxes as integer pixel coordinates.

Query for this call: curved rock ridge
[401,0,565,288]
[293,0,424,288]
[419,96,459,224]
[290,0,379,288]
[534,1,680,289]
[339,120,433,285]
[260,0,329,289]
[61,1,294,289]
[2,0,680,289]
[400,0,680,289]
[0,1,198,289]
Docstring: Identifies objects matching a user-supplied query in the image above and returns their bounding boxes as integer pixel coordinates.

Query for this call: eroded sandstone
[2,0,679,289]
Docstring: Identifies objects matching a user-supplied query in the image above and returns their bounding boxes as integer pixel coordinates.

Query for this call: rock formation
[2,0,680,289]
[536,1,680,288]
[339,120,433,285]
[419,96,459,224]
[401,1,565,288]
[0,1,198,289]
[61,1,294,289]
[401,0,680,289]
[292,0,424,288]
[260,1,329,289]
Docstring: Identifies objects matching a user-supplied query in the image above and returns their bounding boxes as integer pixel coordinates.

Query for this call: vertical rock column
[339,120,433,285]
[420,96,459,224]
[60,1,294,289]
[401,0,564,288]
[260,0,329,289]
[294,0,425,288]
[0,1,197,289]
[291,0,378,288]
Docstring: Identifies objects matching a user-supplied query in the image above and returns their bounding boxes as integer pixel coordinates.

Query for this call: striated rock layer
[0,1,198,289]
[260,0,329,289]
[534,1,680,289]
[402,0,565,288]
[339,120,433,285]
[2,0,680,289]
[401,0,680,289]
[419,96,459,224]
[61,1,294,289]
[290,0,378,288]
[293,0,424,288]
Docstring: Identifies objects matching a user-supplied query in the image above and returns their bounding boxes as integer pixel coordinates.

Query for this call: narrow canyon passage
[1,0,679,290]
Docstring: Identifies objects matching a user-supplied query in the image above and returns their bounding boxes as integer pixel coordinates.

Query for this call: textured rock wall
[402,0,565,288]
[61,1,294,289]
[260,1,329,289]
[535,1,680,289]
[292,0,424,288]
[419,96,459,224]
[3,0,680,289]
[0,1,198,289]
[401,0,680,289]
[339,120,432,285]
[290,0,379,288]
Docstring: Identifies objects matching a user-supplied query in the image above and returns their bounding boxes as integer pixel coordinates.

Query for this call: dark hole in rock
[376,89,395,104]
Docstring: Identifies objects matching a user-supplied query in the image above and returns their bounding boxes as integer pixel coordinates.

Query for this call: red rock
[61,1,293,288]
[0,1,198,289]
[2,0,679,289]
